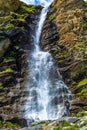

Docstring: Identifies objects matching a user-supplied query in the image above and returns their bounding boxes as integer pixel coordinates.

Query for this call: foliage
[0,121,2,128]
[4,68,14,72]
[5,23,14,29]
[3,57,14,62]
[76,89,87,97]
[53,128,62,130]
[6,121,19,128]
[14,45,19,50]
[0,67,14,73]
[79,120,87,127]
[62,120,71,127]
[21,5,36,13]
[58,60,63,63]
[62,126,79,130]
[53,126,79,130]
[84,1,87,7]
[77,78,87,87]
[82,23,87,28]
[77,111,87,117]
[9,51,17,57]
[0,95,4,98]
[0,82,3,89]
[49,14,55,20]
[38,120,47,124]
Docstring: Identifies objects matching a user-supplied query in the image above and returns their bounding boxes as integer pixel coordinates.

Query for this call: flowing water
[24,6,71,122]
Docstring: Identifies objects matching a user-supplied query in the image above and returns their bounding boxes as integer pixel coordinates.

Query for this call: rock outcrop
[0,0,42,129]
[0,0,87,129]
[41,0,87,115]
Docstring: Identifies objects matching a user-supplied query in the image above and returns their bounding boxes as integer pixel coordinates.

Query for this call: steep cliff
[0,0,42,129]
[0,0,87,129]
[41,0,87,115]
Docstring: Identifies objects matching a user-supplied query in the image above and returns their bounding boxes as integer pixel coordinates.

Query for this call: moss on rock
[77,111,87,117]
[77,78,87,88]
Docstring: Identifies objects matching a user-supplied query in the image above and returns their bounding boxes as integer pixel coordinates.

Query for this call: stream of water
[24,6,71,122]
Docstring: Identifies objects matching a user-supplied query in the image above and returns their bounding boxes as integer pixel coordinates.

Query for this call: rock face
[0,0,21,11]
[0,0,87,129]
[0,0,42,129]
[41,0,87,115]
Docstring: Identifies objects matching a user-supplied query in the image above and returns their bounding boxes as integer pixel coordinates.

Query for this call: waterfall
[24,6,71,122]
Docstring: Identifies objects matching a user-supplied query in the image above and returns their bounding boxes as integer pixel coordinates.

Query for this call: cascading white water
[24,6,71,122]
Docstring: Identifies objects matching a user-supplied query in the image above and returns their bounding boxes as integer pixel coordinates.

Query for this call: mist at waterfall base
[24,6,71,122]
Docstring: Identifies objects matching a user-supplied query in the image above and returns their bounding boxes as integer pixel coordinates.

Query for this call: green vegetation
[6,121,20,128]
[76,89,87,97]
[82,23,87,28]
[14,45,20,50]
[3,57,14,62]
[4,68,14,72]
[77,111,87,117]
[31,120,48,126]
[10,11,25,19]
[58,60,64,63]
[62,120,71,127]
[0,82,3,89]
[21,5,36,13]
[71,81,77,85]
[5,23,14,30]
[3,50,17,63]
[62,126,79,130]
[79,120,87,128]
[0,35,5,39]
[49,14,55,20]
[53,126,79,130]
[77,78,87,87]
[53,128,62,130]
[0,95,4,99]
[0,121,3,128]
[84,1,87,7]
[0,67,14,74]
[38,120,47,124]
[9,51,17,57]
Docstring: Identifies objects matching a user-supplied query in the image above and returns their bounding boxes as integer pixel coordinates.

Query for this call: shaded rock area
[41,0,87,115]
[0,0,42,129]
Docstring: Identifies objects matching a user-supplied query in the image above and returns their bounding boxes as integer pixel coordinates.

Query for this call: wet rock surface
[0,0,42,128]
[0,0,87,129]
[41,0,87,115]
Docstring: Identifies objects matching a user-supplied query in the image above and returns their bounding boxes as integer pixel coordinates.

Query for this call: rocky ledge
[1,111,86,130]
